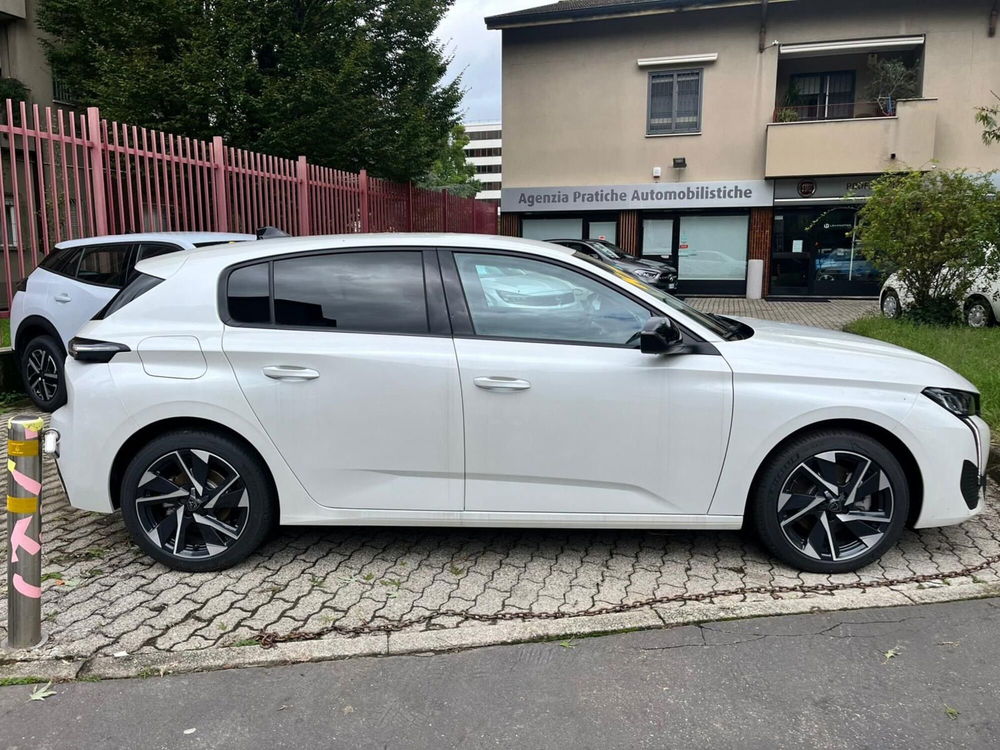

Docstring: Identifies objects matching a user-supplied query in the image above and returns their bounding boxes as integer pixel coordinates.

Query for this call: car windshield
[588,240,630,262]
[573,253,741,339]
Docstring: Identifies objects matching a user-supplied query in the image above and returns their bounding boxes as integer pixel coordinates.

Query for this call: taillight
[68,337,130,363]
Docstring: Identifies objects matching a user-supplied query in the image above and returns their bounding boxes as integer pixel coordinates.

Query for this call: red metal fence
[0,101,498,308]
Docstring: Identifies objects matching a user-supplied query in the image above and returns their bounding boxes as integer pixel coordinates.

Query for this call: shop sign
[502,180,774,212]
[774,175,878,202]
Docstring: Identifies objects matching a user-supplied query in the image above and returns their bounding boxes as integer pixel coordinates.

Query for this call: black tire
[120,430,276,572]
[965,297,996,329]
[20,334,67,411]
[752,430,909,574]
[880,289,902,320]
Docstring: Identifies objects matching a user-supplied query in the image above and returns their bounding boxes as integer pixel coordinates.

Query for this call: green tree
[37,0,462,181]
[417,124,481,197]
[857,169,1000,324]
[976,91,1000,145]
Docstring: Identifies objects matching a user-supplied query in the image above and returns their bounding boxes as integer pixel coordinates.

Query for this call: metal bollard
[6,416,44,649]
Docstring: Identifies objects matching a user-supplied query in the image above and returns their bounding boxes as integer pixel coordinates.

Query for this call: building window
[647,69,702,135]
[788,71,855,121]
[465,147,502,158]
[467,130,502,141]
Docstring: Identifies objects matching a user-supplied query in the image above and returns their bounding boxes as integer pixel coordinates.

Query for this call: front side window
[76,244,131,287]
[272,251,428,333]
[454,253,651,346]
[648,69,702,135]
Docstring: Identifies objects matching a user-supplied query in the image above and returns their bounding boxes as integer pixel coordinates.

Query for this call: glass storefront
[521,217,618,244]
[640,212,749,294]
[771,206,880,296]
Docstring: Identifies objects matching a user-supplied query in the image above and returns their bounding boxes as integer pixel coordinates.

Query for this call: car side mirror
[640,316,689,355]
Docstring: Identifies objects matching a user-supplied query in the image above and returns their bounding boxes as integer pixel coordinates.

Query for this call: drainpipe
[991,0,998,37]
[759,0,769,52]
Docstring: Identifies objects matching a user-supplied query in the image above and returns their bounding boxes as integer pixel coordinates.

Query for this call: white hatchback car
[51,234,989,574]
[880,271,1000,327]
[11,232,255,410]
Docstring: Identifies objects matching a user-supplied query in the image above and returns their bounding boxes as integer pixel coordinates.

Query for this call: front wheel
[880,289,902,319]
[120,430,276,572]
[752,430,909,574]
[20,335,67,411]
[965,298,996,329]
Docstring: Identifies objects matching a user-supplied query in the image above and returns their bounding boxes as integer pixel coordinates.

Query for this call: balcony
[0,1,25,19]
[764,98,938,178]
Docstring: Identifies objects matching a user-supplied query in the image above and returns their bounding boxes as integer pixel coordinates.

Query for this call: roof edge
[486,0,789,30]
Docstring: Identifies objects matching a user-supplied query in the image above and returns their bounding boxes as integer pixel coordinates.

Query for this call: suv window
[227,251,430,333]
[128,242,182,283]
[39,246,83,276]
[454,253,650,346]
[77,244,131,287]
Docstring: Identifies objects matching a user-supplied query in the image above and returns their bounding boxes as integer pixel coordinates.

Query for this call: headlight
[923,387,981,418]
[632,269,660,281]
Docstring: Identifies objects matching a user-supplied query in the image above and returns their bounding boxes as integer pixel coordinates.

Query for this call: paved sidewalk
[3,296,992,681]
[689,297,876,329]
[3,598,998,749]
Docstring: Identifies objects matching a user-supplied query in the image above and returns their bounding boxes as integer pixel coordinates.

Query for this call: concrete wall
[501,0,1000,189]
[0,0,53,108]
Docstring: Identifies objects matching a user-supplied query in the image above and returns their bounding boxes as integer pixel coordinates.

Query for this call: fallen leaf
[882,647,901,663]
[945,705,960,721]
[343,705,354,714]
[557,639,576,649]
[29,682,56,701]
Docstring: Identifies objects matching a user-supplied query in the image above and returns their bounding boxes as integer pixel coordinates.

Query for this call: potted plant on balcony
[866,57,920,116]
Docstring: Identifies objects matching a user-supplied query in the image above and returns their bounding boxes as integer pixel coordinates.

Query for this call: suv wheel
[120,430,276,572]
[752,430,909,574]
[965,298,996,329]
[20,335,67,411]
[880,290,901,319]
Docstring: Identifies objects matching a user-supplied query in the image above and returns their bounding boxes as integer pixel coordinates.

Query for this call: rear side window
[136,243,180,262]
[77,244,131,287]
[39,246,83,276]
[94,273,163,320]
[272,251,428,333]
[227,263,271,324]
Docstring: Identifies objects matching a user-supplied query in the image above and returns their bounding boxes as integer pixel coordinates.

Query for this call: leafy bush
[0,77,29,103]
[856,169,1000,325]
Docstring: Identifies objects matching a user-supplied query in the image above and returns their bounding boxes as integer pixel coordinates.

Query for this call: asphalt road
[2,598,999,749]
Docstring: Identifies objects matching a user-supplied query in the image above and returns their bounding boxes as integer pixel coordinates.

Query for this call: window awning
[779,36,924,58]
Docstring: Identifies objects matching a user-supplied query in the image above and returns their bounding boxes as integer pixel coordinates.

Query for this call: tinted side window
[227,263,271,324]
[137,243,181,262]
[39,246,83,276]
[77,244,131,287]
[454,253,650,346]
[272,251,428,333]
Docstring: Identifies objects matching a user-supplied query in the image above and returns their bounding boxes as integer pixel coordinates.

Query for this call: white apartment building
[463,121,502,201]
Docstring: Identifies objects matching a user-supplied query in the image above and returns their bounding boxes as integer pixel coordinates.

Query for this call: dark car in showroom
[547,238,678,292]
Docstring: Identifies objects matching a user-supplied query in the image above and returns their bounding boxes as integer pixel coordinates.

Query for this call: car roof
[55,231,257,250]
[134,233,577,277]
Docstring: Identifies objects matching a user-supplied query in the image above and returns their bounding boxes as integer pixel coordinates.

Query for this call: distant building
[463,121,502,201]
[0,0,61,108]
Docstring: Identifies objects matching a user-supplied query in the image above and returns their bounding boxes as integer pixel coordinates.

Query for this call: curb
[989,445,1000,485]
[3,579,1000,683]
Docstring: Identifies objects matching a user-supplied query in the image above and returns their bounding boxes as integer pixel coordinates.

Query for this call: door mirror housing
[639,316,689,355]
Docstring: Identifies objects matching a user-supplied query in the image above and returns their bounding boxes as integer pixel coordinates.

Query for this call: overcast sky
[437,0,542,124]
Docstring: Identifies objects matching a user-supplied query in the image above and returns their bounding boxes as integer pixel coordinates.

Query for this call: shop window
[647,70,702,135]
[642,219,674,260]
[677,215,748,281]
[522,218,584,242]
[588,221,617,244]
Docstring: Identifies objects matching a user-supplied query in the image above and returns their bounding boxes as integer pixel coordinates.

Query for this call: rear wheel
[880,289,902,319]
[965,298,996,329]
[752,430,909,574]
[20,335,66,411]
[120,430,276,572]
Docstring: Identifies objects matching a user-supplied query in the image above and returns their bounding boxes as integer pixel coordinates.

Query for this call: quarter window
[272,251,428,333]
[76,244,131,287]
[227,262,271,324]
[647,69,702,135]
[454,253,650,346]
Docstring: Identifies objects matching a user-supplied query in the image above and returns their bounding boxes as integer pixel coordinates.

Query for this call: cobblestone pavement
[689,297,876,330]
[3,297,993,674]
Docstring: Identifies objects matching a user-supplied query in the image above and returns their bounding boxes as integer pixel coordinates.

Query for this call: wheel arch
[14,315,64,356]
[109,417,279,511]
[745,418,924,529]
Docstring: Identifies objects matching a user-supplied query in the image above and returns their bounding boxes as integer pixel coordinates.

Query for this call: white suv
[11,232,254,409]
[51,234,988,574]
[880,271,1000,327]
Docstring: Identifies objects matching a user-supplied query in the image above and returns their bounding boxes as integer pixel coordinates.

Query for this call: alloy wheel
[25,347,59,403]
[777,450,894,563]
[967,303,990,328]
[134,449,250,559]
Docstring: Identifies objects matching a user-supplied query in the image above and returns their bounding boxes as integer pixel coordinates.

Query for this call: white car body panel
[49,233,987,544]
[880,271,1000,320]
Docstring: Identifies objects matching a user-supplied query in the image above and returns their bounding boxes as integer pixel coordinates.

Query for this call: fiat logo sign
[797,179,818,198]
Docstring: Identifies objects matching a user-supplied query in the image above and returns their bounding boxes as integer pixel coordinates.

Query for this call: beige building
[0,0,58,108]
[487,0,1000,297]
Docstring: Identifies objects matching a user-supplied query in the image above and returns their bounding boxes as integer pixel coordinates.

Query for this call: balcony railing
[772,99,905,124]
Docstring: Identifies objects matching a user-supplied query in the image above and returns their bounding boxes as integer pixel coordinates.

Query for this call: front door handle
[262,365,320,382]
[474,376,531,392]
[54,292,71,303]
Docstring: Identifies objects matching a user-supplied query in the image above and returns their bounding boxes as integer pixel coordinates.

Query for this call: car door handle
[54,292,71,303]
[474,377,531,392]
[262,366,320,382]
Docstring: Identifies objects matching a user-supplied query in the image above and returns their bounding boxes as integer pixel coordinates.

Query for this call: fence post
[211,136,229,232]
[441,189,449,232]
[6,415,43,650]
[359,169,370,233]
[85,107,108,236]
[296,156,310,236]
[407,182,414,232]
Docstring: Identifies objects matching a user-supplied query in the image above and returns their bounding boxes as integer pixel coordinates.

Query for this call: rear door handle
[54,292,71,303]
[262,365,320,382]
[474,377,531,392]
